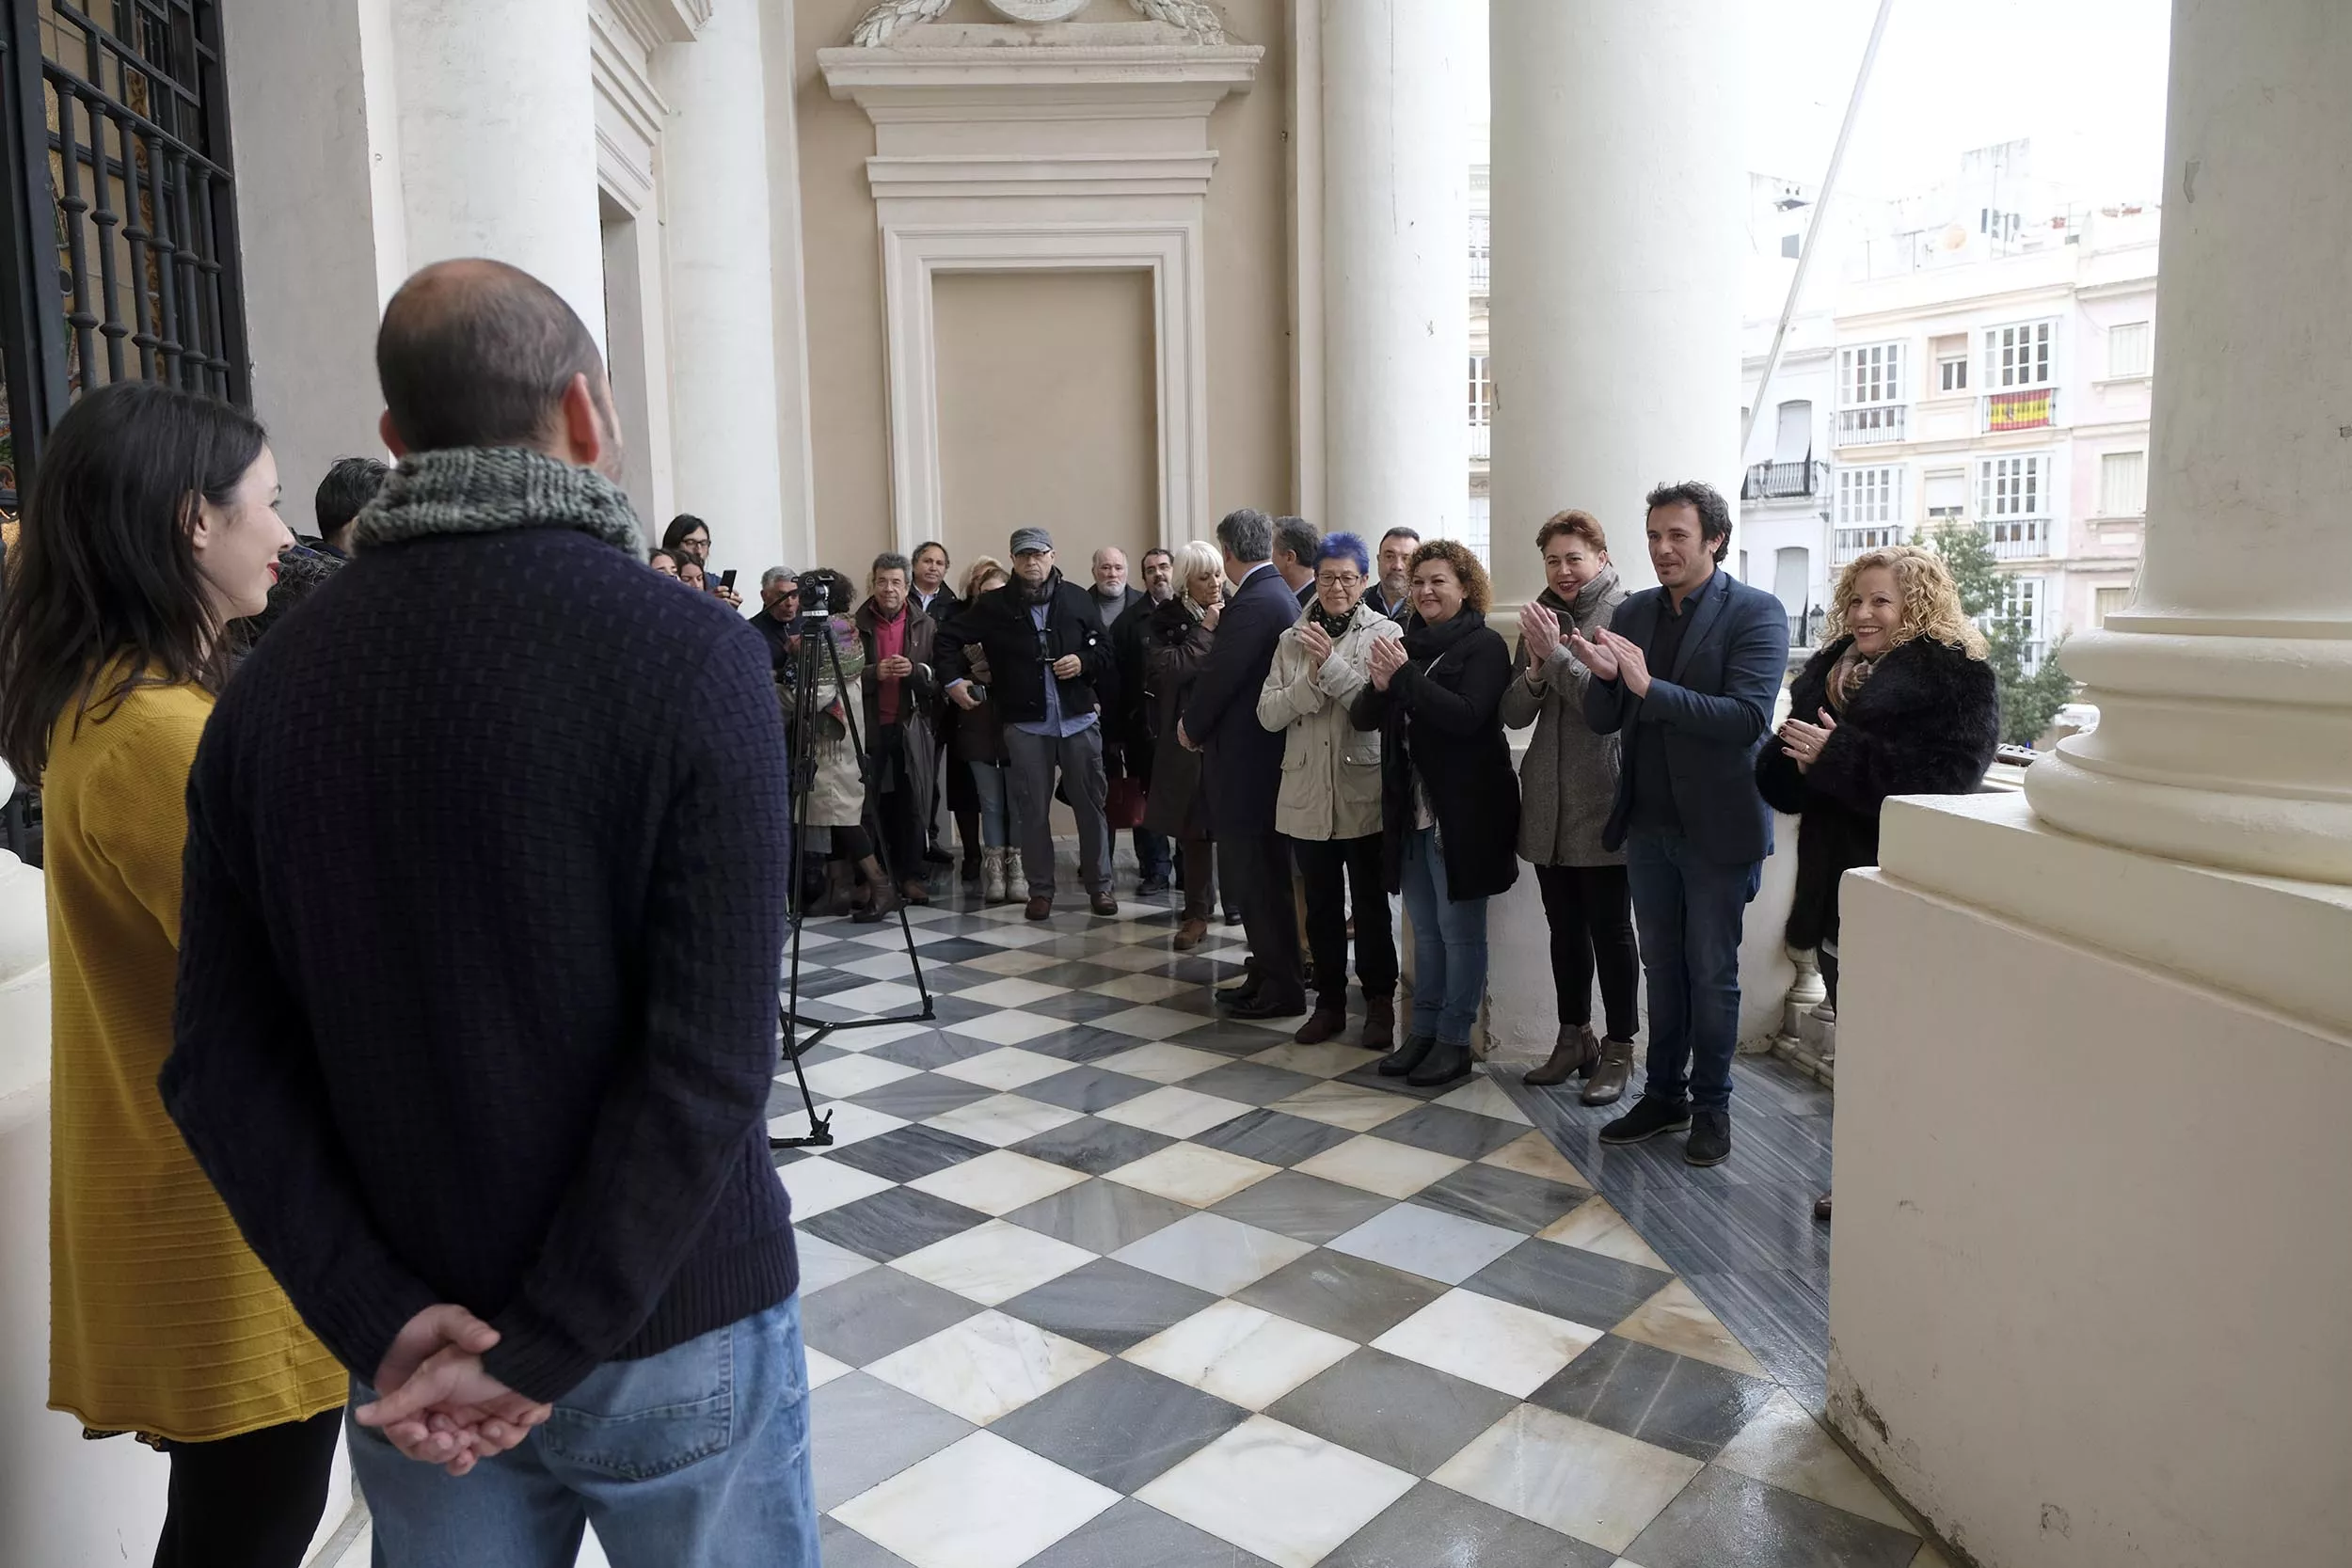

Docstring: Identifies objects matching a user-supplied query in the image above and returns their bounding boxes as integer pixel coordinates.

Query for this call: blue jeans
[967,759,1009,848]
[1399,826,1489,1043]
[350,1296,818,1568]
[1625,828,1761,1115]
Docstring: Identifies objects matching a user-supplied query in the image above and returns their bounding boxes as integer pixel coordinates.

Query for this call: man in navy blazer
[1575,481,1789,1167]
[1181,508,1307,1017]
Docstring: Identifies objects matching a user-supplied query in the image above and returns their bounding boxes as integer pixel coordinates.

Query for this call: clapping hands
[358,1304,552,1477]
[1569,628,1651,697]
[1518,602,1562,665]
[1779,707,1838,771]
[1367,635,1408,692]
[1297,622,1335,665]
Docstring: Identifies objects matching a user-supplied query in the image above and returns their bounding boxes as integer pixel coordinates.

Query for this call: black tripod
[771,590,936,1150]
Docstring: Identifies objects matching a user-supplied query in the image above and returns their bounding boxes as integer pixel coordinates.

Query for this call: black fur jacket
[1756,632,1999,949]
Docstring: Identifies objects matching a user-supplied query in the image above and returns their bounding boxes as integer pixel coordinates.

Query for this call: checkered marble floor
[771,879,1943,1568]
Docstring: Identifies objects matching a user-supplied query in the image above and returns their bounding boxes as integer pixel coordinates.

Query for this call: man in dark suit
[1181,508,1306,1017]
[1575,480,1788,1168]
[1273,516,1321,610]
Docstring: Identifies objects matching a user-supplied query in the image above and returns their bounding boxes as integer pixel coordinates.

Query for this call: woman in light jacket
[1142,540,1225,949]
[1502,510,1641,1105]
[1257,531,1402,1050]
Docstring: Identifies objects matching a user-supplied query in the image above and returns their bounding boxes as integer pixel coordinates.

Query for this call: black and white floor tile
[767,878,1945,1568]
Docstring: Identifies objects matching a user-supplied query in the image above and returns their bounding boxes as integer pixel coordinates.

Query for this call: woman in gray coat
[1502,510,1641,1103]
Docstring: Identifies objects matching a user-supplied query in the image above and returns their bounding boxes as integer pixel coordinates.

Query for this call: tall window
[1979,453,2052,558]
[1994,576,2048,666]
[1836,465,1902,528]
[2100,450,2148,516]
[2107,321,2153,378]
[1463,494,1492,566]
[1836,341,1907,443]
[1468,214,1491,291]
[1467,355,1492,426]
[1924,468,1968,525]
[1984,321,2058,389]
[2095,586,2131,626]
[1939,354,1969,393]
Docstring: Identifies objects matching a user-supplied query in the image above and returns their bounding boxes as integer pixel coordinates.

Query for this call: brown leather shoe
[1360,992,1396,1053]
[1581,1037,1635,1105]
[1293,1006,1347,1044]
[1024,894,1054,921]
[1525,1023,1600,1088]
[1814,1192,1833,1223]
[1173,917,1209,951]
[1089,892,1119,916]
[901,878,932,905]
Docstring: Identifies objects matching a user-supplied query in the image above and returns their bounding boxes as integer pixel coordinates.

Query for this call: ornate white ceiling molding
[850,2,1230,48]
[602,0,707,53]
[818,20,1260,550]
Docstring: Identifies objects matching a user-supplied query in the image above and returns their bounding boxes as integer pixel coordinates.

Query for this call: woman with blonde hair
[1756,544,1999,1221]
[1142,539,1227,947]
[1258,531,1404,1049]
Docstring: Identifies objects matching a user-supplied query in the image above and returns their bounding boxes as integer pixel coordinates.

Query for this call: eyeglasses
[1317,571,1363,586]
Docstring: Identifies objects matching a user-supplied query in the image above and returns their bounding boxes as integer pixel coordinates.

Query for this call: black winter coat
[934,573,1113,727]
[1350,610,1521,900]
[1756,633,2000,950]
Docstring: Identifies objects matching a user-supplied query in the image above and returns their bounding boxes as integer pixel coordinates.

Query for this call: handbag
[1104,773,1148,830]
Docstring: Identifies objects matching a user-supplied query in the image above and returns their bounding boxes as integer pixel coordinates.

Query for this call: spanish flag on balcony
[1987,388,2054,431]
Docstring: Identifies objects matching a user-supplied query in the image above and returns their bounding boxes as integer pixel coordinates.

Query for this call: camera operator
[937,527,1118,918]
[852,553,938,909]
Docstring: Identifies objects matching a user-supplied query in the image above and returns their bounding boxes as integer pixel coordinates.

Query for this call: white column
[1321,0,1467,545]
[2024,0,2352,881]
[653,0,791,583]
[1487,0,1745,603]
[388,0,604,341]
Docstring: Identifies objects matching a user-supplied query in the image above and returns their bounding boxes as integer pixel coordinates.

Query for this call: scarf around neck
[1019,567,1064,607]
[1307,598,1357,639]
[352,447,644,554]
[1402,605,1486,665]
[1537,562,1621,625]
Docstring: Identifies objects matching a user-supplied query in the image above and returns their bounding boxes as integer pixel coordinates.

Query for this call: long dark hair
[0,380,268,781]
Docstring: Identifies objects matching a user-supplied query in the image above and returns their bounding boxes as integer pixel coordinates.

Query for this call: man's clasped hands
[354,1304,555,1477]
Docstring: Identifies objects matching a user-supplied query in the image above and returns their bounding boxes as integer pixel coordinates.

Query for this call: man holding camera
[938,528,1118,919]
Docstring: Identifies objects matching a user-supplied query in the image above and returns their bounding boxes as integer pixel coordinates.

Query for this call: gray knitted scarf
[351,447,644,554]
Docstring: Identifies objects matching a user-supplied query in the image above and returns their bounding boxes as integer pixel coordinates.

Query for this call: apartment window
[2095,586,2131,626]
[2099,450,2148,516]
[1923,468,1968,526]
[1983,320,2058,389]
[1840,341,1906,406]
[1938,354,1968,393]
[1979,453,2049,518]
[1995,576,2046,636]
[1468,214,1491,290]
[1463,493,1492,566]
[1835,465,1902,528]
[2107,321,2153,378]
[1467,356,1492,426]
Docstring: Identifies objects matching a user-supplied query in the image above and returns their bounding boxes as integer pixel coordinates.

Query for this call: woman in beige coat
[1257,532,1402,1049]
[1502,510,1640,1103]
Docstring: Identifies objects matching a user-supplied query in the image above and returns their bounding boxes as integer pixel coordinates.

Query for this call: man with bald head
[163,260,816,1565]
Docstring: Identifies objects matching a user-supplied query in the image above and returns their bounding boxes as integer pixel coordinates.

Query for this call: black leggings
[1533,863,1641,1040]
[1291,833,1397,1004]
[154,1406,342,1568]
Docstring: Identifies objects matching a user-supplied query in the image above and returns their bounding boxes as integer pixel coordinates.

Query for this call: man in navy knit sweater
[163,261,812,1565]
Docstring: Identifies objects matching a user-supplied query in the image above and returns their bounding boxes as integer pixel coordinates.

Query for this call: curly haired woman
[1756,545,2000,1222]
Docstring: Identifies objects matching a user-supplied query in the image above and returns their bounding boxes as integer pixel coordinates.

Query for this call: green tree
[1925,523,2075,747]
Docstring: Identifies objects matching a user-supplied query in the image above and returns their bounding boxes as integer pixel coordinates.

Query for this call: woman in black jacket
[1757,545,1999,1220]
[1351,540,1520,1087]
[1141,541,1226,948]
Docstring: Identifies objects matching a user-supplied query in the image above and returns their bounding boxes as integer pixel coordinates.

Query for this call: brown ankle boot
[1581,1037,1635,1105]
[1360,991,1397,1053]
[1294,1004,1347,1044]
[812,861,858,917]
[1525,1023,1600,1087]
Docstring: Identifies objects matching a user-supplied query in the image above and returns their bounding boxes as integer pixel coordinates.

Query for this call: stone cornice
[602,0,707,52]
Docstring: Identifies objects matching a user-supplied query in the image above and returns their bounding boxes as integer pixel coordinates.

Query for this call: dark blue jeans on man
[1625,828,1763,1114]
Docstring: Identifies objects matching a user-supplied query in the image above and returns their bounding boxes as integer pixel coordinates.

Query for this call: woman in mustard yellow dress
[0,381,345,1566]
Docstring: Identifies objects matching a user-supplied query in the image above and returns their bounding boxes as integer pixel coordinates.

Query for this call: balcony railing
[1469,421,1490,462]
[1788,605,1828,650]
[1982,387,2058,434]
[1836,404,1908,445]
[1742,459,1827,500]
[1833,524,1906,565]
[1981,517,2049,560]
[1469,252,1489,292]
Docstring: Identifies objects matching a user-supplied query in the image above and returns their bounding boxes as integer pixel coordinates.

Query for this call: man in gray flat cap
[935,527,1120,918]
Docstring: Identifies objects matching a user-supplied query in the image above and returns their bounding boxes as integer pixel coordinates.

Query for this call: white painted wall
[1830,856,2352,1566]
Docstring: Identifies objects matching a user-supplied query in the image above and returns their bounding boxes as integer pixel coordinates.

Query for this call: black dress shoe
[1684,1111,1731,1167]
[1406,1037,1473,1087]
[1377,1035,1436,1078]
[1598,1094,1693,1146]
[1137,875,1171,895]
[1228,992,1308,1021]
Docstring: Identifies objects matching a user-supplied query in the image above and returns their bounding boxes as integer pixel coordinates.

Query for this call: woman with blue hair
[1256,531,1404,1049]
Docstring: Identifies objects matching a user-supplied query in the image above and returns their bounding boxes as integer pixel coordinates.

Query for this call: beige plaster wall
[789,0,1293,575]
[934,270,1157,571]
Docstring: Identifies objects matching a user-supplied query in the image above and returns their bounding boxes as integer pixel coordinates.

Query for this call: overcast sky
[1465,0,2174,204]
